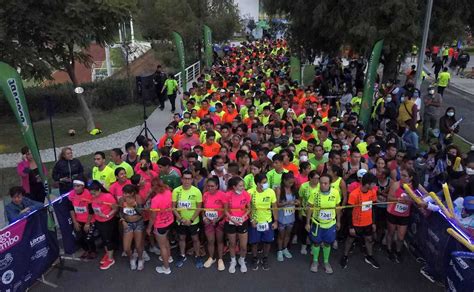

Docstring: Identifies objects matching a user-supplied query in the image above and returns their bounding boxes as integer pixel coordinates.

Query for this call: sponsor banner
[51,194,77,255]
[446,251,474,292]
[0,208,59,292]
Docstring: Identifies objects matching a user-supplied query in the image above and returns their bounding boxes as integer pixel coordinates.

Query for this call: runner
[90,181,119,270]
[202,177,226,270]
[248,173,278,271]
[340,173,380,269]
[224,177,251,273]
[306,173,341,273]
[172,170,204,268]
[276,172,299,261]
[109,167,131,202]
[298,170,320,255]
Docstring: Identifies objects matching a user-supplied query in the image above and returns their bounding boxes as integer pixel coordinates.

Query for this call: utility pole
[415,0,433,89]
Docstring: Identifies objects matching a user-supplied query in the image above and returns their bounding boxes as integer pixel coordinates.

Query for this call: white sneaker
[217,259,225,271]
[155,265,171,275]
[204,257,216,268]
[149,246,161,255]
[300,245,308,255]
[238,257,247,273]
[229,259,237,274]
[277,250,284,262]
[142,250,151,262]
[159,256,174,263]
[122,251,127,257]
[137,259,145,271]
[130,259,137,270]
[291,235,298,244]
[282,248,293,259]
[332,241,338,250]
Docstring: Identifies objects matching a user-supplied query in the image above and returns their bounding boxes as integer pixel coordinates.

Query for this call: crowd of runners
[8,39,474,277]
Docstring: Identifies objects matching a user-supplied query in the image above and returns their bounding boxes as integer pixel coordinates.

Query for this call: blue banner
[51,194,77,255]
[446,251,474,291]
[0,208,59,292]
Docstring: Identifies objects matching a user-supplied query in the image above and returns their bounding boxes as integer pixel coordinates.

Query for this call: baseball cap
[357,169,368,179]
[464,196,474,211]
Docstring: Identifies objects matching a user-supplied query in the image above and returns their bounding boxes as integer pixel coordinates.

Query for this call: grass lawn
[0,104,154,154]
[302,64,315,86]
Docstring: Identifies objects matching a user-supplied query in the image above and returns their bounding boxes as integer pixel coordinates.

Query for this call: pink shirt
[68,189,93,223]
[295,174,308,188]
[387,184,413,217]
[109,180,131,201]
[178,136,200,150]
[225,190,251,222]
[138,183,152,221]
[91,192,117,222]
[134,169,158,185]
[203,190,226,219]
[150,189,174,228]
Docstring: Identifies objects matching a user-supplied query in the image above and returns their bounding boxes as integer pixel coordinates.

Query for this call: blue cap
[464,196,474,211]
[209,106,216,113]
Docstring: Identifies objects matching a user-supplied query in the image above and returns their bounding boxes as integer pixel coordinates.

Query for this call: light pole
[415,0,434,89]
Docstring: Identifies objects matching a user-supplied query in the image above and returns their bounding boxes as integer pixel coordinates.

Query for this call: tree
[135,0,240,70]
[0,0,133,131]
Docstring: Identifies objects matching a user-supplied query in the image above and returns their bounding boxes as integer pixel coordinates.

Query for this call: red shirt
[91,192,117,222]
[68,189,94,223]
[150,189,174,228]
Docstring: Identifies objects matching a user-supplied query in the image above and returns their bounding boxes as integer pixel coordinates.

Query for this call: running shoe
[282,248,293,259]
[323,262,333,274]
[238,257,247,273]
[142,250,151,262]
[155,265,171,275]
[159,255,174,263]
[217,259,225,271]
[365,255,380,269]
[149,246,161,256]
[340,256,348,269]
[100,253,109,264]
[229,259,237,274]
[332,241,338,250]
[137,259,144,271]
[262,257,270,271]
[195,256,204,269]
[130,258,137,270]
[204,257,216,268]
[100,258,115,270]
[300,245,308,255]
[277,250,284,262]
[175,255,187,268]
[310,261,318,273]
[251,257,259,271]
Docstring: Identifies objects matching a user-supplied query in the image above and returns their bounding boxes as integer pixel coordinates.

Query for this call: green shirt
[172,185,202,225]
[164,79,178,95]
[249,188,277,223]
[308,188,341,228]
[438,71,451,87]
[160,169,182,189]
[266,169,288,189]
[92,165,116,190]
[298,182,319,217]
[108,161,134,179]
[244,173,256,190]
[309,156,328,170]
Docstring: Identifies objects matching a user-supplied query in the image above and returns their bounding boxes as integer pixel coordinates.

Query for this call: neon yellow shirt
[438,72,451,87]
[299,182,319,217]
[172,185,202,225]
[266,169,288,189]
[244,173,256,190]
[92,165,116,190]
[249,188,277,223]
[164,79,178,95]
[308,188,341,228]
[108,161,134,178]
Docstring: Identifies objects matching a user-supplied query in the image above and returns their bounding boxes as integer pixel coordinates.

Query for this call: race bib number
[123,207,137,216]
[394,203,409,213]
[257,223,269,232]
[92,207,103,215]
[361,201,373,212]
[178,201,191,209]
[230,216,243,225]
[318,210,333,221]
[283,207,295,216]
[205,211,218,220]
[74,206,87,214]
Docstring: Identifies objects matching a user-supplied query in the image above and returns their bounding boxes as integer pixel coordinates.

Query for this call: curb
[422,64,474,99]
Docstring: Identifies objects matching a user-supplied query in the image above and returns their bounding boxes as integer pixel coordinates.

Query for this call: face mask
[466,168,474,175]
[447,112,454,117]
[235,189,243,194]
[400,97,405,102]
[299,155,308,162]
[262,183,269,190]
[342,144,350,151]
[386,97,392,103]
[429,90,435,95]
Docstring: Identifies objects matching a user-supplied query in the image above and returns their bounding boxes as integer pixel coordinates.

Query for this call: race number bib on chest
[257,223,269,232]
[123,207,137,216]
[74,206,87,214]
[178,201,191,209]
[92,207,103,215]
[361,201,373,212]
[394,203,409,213]
[205,211,218,220]
[318,210,333,221]
[284,207,295,216]
[230,216,243,225]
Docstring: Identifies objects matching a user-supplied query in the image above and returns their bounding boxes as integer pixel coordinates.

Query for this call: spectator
[5,186,43,223]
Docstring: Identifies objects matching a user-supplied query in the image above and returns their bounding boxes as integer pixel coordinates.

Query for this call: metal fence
[175,61,201,90]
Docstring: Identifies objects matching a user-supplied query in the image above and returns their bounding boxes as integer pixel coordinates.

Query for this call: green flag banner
[0,62,49,194]
[203,25,213,68]
[290,56,301,84]
[172,31,186,91]
[360,39,384,129]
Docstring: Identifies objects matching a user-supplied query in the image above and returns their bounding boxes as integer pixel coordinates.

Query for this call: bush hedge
[0,78,135,121]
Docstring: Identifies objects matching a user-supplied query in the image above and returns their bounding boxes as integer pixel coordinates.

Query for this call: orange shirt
[283,163,300,176]
[347,187,377,227]
[202,142,221,158]
[222,111,238,124]
[197,108,209,119]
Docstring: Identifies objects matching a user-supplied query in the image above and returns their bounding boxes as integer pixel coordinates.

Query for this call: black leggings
[76,222,96,252]
[168,93,177,111]
[95,218,118,251]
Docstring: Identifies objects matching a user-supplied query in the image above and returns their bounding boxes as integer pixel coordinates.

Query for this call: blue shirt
[5,197,43,224]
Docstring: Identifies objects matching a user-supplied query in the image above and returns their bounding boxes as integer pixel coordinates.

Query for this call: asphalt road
[440,86,474,143]
[31,243,442,292]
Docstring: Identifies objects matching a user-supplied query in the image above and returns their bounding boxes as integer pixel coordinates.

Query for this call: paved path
[31,245,442,292]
